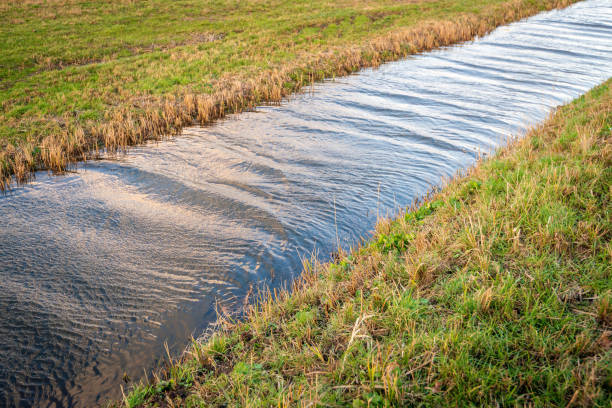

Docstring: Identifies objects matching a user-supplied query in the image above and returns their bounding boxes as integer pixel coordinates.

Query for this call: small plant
[124,384,151,408]
[207,334,229,356]
[375,231,414,253]
[405,199,444,223]
[460,179,482,197]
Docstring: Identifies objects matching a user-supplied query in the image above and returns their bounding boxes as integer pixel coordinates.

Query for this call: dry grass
[0,0,579,190]
[117,79,611,407]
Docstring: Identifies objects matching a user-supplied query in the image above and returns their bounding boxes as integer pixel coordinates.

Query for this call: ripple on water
[1,1,612,406]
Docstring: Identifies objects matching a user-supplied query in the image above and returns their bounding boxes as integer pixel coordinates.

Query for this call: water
[1,1,611,406]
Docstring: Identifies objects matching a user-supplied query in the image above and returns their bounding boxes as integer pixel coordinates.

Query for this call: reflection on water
[1,0,612,406]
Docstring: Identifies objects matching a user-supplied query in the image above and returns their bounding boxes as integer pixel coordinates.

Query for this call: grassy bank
[0,0,580,189]
[120,80,612,407]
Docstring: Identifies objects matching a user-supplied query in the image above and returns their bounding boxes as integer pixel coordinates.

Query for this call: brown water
[1,1,612,406]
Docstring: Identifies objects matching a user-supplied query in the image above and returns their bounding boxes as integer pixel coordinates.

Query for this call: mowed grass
[0,0,579,188]
[119,80,612,407]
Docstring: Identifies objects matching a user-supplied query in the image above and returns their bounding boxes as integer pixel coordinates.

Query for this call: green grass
[0,0,579,188]
[119,80,612,407]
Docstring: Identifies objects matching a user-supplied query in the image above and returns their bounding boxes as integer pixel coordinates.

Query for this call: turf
[0,0,579,188]
[118,79,612,407]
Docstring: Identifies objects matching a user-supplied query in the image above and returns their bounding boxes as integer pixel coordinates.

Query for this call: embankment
[120,79,612,406]
[1,0,581,189]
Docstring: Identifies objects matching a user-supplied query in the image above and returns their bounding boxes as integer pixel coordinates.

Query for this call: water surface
[1,1,611,406]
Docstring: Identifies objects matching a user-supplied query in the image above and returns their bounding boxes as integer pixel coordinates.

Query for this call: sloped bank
[1,0,581,190]
[120,80,612,406]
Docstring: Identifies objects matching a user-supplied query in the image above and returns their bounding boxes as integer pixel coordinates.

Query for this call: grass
[117,79,612,407]
[0,0,581,189]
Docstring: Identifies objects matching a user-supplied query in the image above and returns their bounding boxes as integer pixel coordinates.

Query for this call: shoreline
[1,0,580,190]
[119,79,612,406]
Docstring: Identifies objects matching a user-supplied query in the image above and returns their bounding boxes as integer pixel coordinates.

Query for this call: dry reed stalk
[0,0,578,190]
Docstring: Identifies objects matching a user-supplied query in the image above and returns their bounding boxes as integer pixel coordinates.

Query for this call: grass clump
[119,80,612,407]
[0,0,580,189]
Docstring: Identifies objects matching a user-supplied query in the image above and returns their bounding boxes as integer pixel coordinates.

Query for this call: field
[0,0,578,189]
[120,79,612,407]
